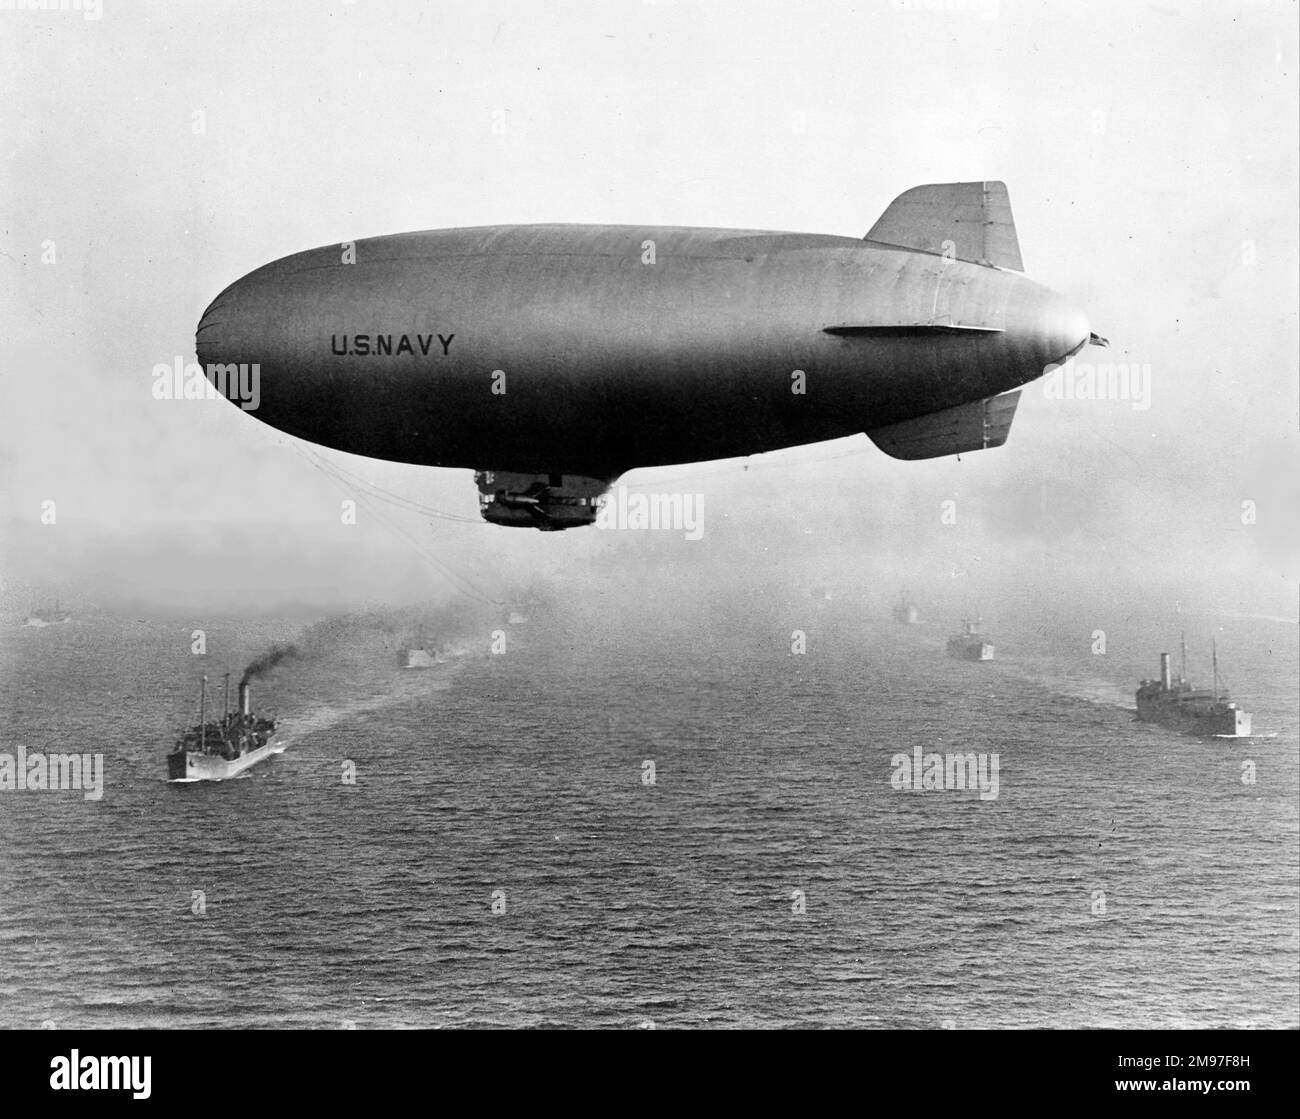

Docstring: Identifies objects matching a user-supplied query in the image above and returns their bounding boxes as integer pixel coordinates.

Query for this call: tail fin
[865,181,1024,272]
[865,390,1022,460]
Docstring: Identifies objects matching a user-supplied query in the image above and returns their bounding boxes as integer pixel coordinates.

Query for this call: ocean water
[1,601,1296,1029]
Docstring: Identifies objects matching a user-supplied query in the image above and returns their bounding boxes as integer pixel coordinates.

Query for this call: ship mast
[223,672,231,724]
[199,675,207,752]
[1180,631,1187,685]
[1212,638,1219,701]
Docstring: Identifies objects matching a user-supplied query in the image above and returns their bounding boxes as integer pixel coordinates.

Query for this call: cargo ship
[24,598,72,627]
[1136,637,1252,737]
[892,594,920,624]
[167,674,283,782]
[398,646,439,669]
[397,627,439,669]
[947,617,994,661]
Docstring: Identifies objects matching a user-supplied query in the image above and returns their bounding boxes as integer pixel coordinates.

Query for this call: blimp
[196,181,1105,530]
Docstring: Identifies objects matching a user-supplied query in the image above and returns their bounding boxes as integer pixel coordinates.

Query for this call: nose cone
[1016,282,1091,371]
[195,272,287,422]
[195,281,241,370]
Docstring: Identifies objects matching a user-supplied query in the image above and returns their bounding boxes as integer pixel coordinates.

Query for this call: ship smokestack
[1160,653,1171,691]
[239,681,251,717]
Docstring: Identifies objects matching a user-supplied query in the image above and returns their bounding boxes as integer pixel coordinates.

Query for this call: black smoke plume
[240,642,300,686]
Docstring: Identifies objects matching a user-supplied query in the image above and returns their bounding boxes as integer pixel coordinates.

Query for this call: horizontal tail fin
[865,390,1022,460]
[866,181,1024,272]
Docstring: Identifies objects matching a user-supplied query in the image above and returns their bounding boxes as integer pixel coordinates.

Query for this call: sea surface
[1,600,1296,1029]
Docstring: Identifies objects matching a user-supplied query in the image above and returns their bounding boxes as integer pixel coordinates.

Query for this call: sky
[1,0,1296,618]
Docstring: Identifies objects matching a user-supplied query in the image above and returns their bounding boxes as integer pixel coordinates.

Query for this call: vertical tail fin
[865,181,1024,272]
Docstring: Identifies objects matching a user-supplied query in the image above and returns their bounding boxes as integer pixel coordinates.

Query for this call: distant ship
[892,594,920,624]
[397,628,440,669]
[168,674,283,782]
[398,646,439,669]
[947,617,994,661]
[1136,636,1252,738]
[24,598,71,627]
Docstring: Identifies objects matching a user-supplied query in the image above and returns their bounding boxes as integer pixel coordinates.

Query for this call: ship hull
[168,740,284,782]
[1135,698,1252,738]
[947,639,994,661]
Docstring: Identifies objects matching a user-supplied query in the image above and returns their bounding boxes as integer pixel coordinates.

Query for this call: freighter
[24,598,71,627]
[398,646,438,669]
[1136,637,1252,738]
[167,674,283,781]
[892,594,920,625]
[947,617,994,661]
[397,627,439,669]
